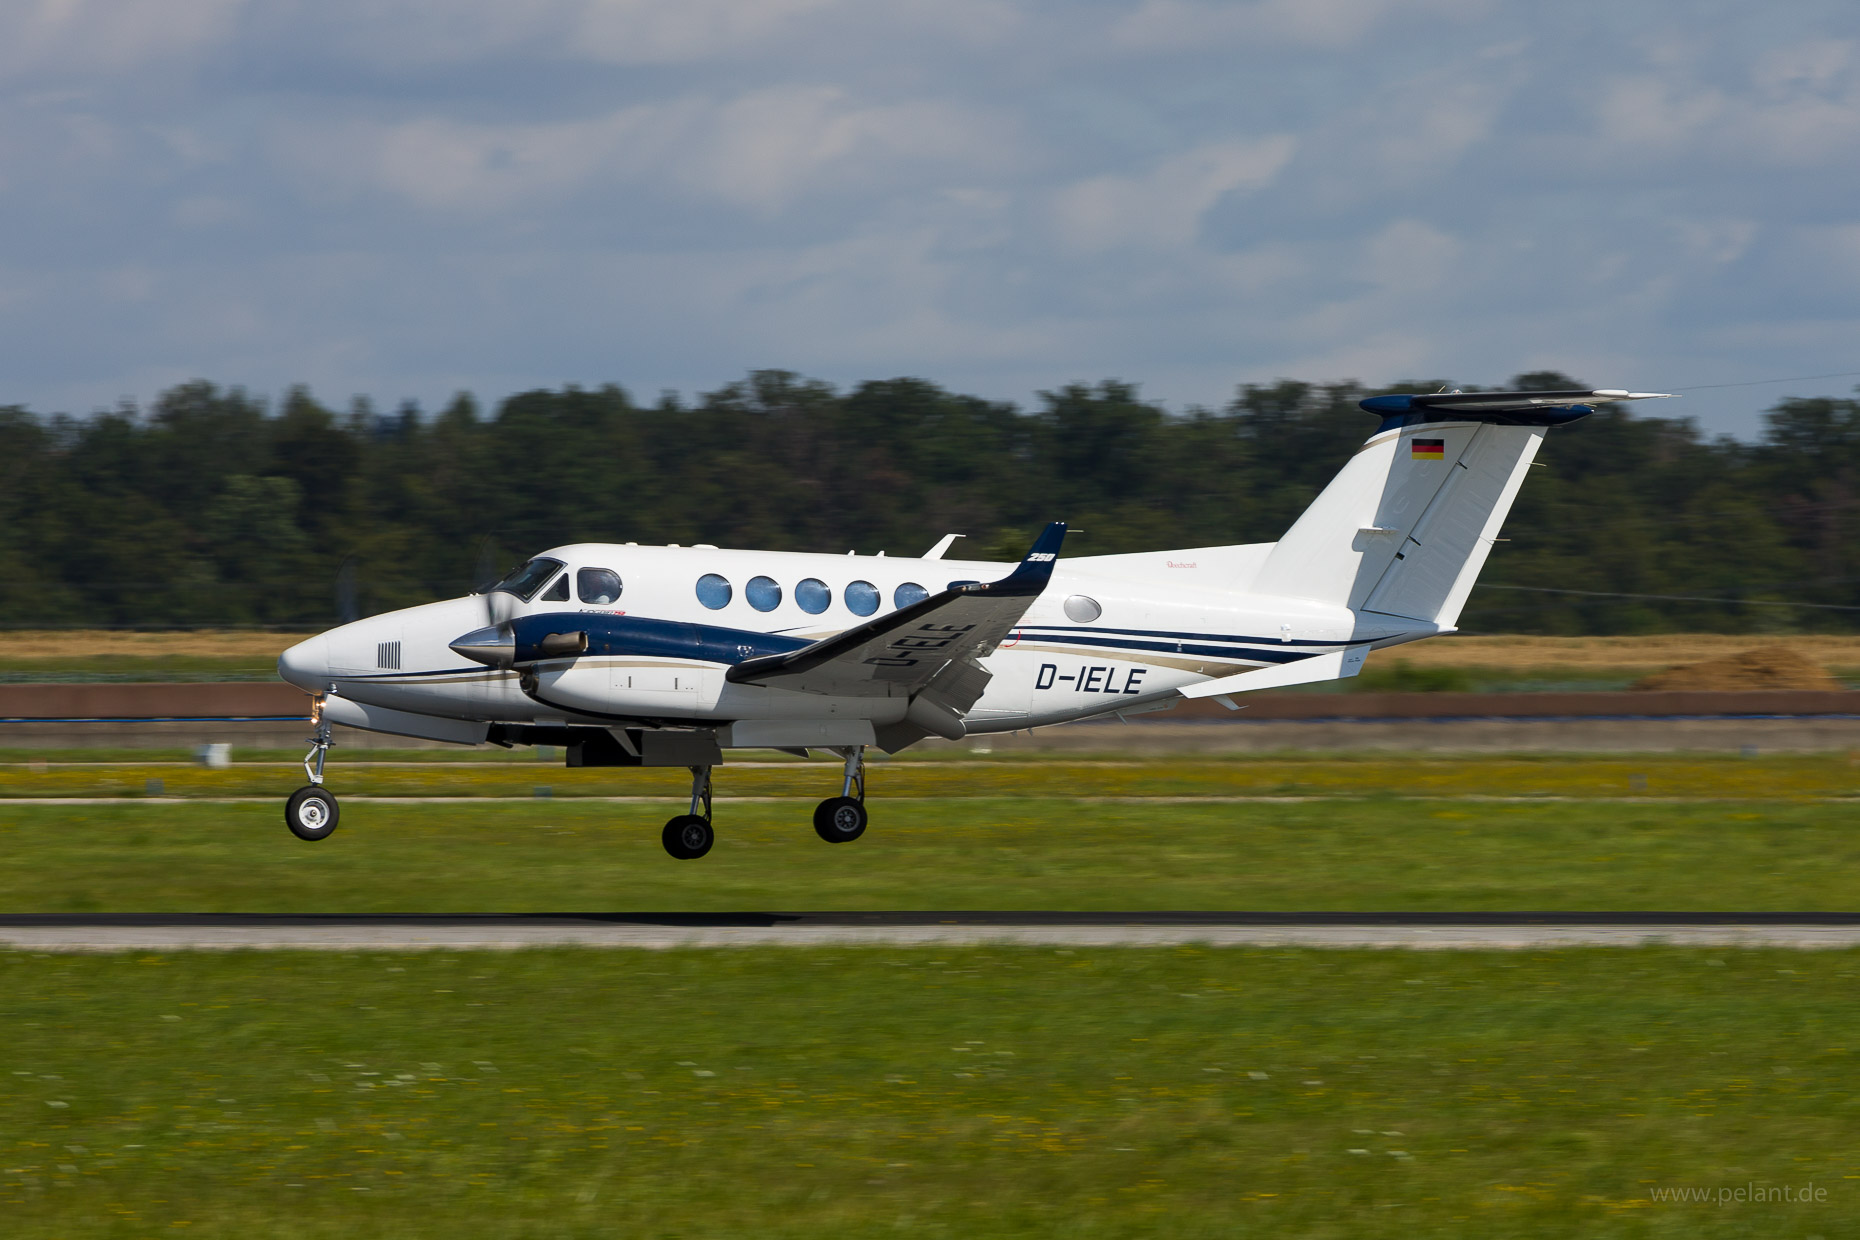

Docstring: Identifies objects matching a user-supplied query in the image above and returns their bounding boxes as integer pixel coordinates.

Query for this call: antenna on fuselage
[923,534,966,560]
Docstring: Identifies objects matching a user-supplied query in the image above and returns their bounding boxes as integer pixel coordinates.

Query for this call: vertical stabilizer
[1249,421,1545,626]
[1358,424,1544,627]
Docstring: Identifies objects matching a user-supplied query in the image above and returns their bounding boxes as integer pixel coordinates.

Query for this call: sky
[2,0,1857,438]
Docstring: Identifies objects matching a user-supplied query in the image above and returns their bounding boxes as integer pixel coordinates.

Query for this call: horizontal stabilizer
[1361,389,1674,427]
[1179,644,1370,701]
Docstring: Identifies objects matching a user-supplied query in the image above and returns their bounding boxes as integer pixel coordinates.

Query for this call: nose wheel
[286,703,340,841]
[286,784,340,841]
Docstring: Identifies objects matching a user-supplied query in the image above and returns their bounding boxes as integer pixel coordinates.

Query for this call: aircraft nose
[278,634,332,692]
[450,625,514,668]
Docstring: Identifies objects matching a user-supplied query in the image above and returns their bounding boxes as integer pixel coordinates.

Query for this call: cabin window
[845,580,879,616]
[540,573,570,602]
[795,578,831,614]
[894,582,929,609]
[1063,594,1102,623]
[746,575,782,612]
[577,568,622,605]
[696,573,732,610]
[491,557,565,602]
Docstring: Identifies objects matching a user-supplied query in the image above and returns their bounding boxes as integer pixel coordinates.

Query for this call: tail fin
[1249,389,1669,628]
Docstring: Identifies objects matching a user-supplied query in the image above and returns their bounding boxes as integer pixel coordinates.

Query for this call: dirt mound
[1629,646,1846,692]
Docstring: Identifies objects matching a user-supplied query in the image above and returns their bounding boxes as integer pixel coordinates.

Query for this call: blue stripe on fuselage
[1015,624,1359,648]
[513,612,813,666]
[1016,632,1312,663]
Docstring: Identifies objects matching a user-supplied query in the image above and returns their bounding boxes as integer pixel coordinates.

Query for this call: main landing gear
[659,746,870,859]
[812,747,868,844]
[662,765,716,860]
[286,704,340,841]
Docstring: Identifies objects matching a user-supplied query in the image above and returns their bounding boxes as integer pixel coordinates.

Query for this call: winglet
[972,521,1066,597]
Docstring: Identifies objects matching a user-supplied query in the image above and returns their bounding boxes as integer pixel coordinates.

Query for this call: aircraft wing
[724,522,1067,703]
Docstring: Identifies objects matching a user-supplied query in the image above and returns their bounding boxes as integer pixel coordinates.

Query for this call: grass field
[0,632,301,683]
[6,756,1859,1236]
[5,755,1860,912]
[3,789,1859,913]
[5,753,1859,800]
[5,946,1858,1237]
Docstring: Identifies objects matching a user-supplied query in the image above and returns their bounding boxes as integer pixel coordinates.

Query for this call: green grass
[0,655,281,682]
[5,754,1858,800]
[4,796,1860,912]
[4,946,1858,1237]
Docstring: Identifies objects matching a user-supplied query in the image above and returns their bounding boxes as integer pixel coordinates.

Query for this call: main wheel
[813,796,867,843]
[285,785,340,841]
[662,814,715,860]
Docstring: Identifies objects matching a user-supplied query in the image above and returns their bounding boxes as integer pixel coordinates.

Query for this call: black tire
[663,814,714,860]
[285,785,340,841]
[813,796,867,843]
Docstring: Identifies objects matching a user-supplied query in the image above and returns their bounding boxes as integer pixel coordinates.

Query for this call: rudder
[1250,421,1544,627]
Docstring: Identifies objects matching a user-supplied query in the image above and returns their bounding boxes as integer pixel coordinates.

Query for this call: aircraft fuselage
[278,540,1426,738]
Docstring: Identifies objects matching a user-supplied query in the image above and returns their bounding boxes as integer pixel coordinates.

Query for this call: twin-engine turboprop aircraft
[276,387,1668,857]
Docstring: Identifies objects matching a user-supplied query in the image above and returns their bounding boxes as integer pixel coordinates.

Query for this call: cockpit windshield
[491,557,566,602]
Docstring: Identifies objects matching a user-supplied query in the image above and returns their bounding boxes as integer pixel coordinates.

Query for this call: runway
[5,911,1860,951]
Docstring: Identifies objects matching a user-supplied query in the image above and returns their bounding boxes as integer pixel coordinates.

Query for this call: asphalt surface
[5,911,1860,951]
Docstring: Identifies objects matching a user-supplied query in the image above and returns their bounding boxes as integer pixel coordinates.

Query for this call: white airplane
[276,387,1669,858]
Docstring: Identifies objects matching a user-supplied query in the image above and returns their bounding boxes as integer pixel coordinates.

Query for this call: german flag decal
[1411,438,1446,460]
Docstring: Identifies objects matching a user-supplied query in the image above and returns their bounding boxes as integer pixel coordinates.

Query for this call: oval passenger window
[746,575,782,612]
[695,573,732,610]
[894,582,929,609]
[1063,594,1102,623]
[796,578,831,614]
[845,580,879,616]
[577,568,622,605]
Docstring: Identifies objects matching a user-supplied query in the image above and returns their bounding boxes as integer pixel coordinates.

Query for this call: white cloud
[1669,217,1758,266]
[573,0,845,64]
[1110,0,1489,52]
[220,0,1024,74]
[1593,43,1860,167]
[0,0,1852,437]
[1361,219,1461,291]
[1752,39,1854,95]
[1594,78,1728,151]
[0,0,243,76]
[274,86,1009,214]
[671,87,1009,212]
[1359,82,1501,176]
[1052,136,1296,251]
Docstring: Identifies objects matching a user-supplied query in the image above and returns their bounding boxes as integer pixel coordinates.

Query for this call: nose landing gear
[662,764,715,859]
[285,701,340,841]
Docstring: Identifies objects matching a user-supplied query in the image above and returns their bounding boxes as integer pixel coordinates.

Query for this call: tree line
[1,370,1856,633]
